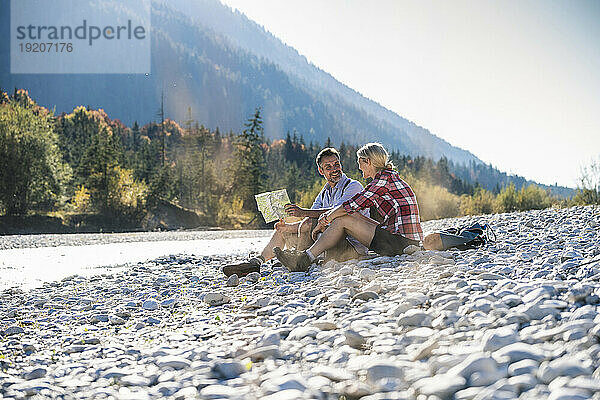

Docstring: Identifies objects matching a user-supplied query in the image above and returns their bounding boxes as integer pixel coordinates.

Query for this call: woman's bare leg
[308,214,378,257]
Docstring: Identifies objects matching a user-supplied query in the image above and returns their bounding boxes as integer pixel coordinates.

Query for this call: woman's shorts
[368,225,420,256]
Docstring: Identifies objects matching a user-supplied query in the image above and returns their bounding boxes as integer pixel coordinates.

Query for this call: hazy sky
[219,0,599,188]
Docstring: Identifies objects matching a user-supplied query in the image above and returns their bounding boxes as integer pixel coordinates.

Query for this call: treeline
[1,89,597,231]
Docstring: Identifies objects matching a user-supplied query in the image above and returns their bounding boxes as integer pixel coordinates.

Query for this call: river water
[0,230,272,291]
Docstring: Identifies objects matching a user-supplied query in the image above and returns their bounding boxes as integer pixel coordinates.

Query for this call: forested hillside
[2,90,586,234]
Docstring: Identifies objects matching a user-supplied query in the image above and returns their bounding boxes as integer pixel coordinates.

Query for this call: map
[255,189,291,223]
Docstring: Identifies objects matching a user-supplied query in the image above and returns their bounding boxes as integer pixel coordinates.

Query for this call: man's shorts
[368,225,420,256]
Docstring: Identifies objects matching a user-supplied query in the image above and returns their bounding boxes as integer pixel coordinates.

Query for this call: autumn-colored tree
[0,90,71,215]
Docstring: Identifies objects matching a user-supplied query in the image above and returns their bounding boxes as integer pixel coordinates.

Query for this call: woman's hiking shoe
[222,257,262,277]
[273,247,311,272]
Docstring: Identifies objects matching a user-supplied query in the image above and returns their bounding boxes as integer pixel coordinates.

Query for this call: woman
[274,142,426,271]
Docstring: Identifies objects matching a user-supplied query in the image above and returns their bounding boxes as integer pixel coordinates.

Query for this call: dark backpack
[439,222,496,250]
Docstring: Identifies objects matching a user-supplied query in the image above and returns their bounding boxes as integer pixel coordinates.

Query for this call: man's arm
[285,204,330,219]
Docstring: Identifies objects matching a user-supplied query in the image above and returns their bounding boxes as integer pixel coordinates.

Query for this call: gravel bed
[1,206,600,399]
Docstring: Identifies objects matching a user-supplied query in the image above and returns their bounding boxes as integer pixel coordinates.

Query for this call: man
[223,147,368,277]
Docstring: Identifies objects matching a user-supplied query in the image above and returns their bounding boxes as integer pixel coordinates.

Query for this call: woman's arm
[311,204,348,240]
[321,204,347,224]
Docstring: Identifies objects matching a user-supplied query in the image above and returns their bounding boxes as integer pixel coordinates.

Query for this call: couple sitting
[224,142,440,277]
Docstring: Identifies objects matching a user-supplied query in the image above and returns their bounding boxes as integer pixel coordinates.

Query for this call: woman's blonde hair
[357,142,395,171]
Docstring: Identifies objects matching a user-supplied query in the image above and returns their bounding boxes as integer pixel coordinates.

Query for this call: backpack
[439,222,496,250]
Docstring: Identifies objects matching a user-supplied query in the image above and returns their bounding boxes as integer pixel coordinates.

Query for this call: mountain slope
[160,0,480,165]
[1,0,477,164]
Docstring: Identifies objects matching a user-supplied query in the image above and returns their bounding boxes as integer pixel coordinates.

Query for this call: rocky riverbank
[1,206,600,399]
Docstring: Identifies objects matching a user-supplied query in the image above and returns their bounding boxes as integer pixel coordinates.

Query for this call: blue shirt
[312,173,365,211]
[311,173,369,254]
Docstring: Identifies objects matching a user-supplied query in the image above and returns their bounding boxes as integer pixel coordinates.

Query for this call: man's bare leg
[260,230,286,262]
[261,221,306,261]
[296,217,317,251]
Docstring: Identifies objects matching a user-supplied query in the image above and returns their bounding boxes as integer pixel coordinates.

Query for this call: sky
[219,0,600,188]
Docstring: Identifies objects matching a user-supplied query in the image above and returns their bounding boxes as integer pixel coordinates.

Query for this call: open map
[255,189,291,223]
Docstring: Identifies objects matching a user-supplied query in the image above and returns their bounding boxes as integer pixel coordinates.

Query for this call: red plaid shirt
[342,169,423,241]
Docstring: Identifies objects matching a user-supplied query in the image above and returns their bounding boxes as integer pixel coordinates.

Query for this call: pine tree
[231,107,266,211]
[79,122,123,214]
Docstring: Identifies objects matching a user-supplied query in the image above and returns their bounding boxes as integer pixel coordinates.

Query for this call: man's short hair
[316,147,340,167]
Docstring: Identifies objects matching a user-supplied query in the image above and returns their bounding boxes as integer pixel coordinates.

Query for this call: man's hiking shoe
[273,247,311,272]
[222,257,261,277]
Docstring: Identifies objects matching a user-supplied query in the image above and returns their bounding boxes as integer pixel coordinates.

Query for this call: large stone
[507,374,538,393]
[548,387,591,400]
[482,327,519,352]
[161,298,177,308]
[2,326,24,336]
[199,385,240,399]
[390,303,411,317]
[537,357,593,384]
[403,245,420,255]
[339,266,353,276]
[258,330,281,347]
[397,309,432,327]
[447,354,499,380]
[344,329,367,349]
[333,381,374,399]
[246,272,261,283]
[226,274,239,287]
[527,320,596,341]
[287,326,319,340]
[413,375,466,399]
[518,303,560,320]
[24,368,47,380]
[522,287,554,303]
[508,359,539,376]
[409,338,439,361]
[156,355,191,370]
[286,313,309,325]
[359,268,377,281]
[492,343,547,363]
[142,299,159,311]
[121,375,152,386]
[212,361,246,380]
[312,321,338,331]
[109,315,126,325]
[312,365,354,382]
[90,314,109,323]
[241,345,281,361]
[335,276,361,288]
[102,368,131,379]
[261,374,309,394]
[204,292,231,306]
[565,376,600,392]
[353,291,379,301]
[365,363,404,383]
